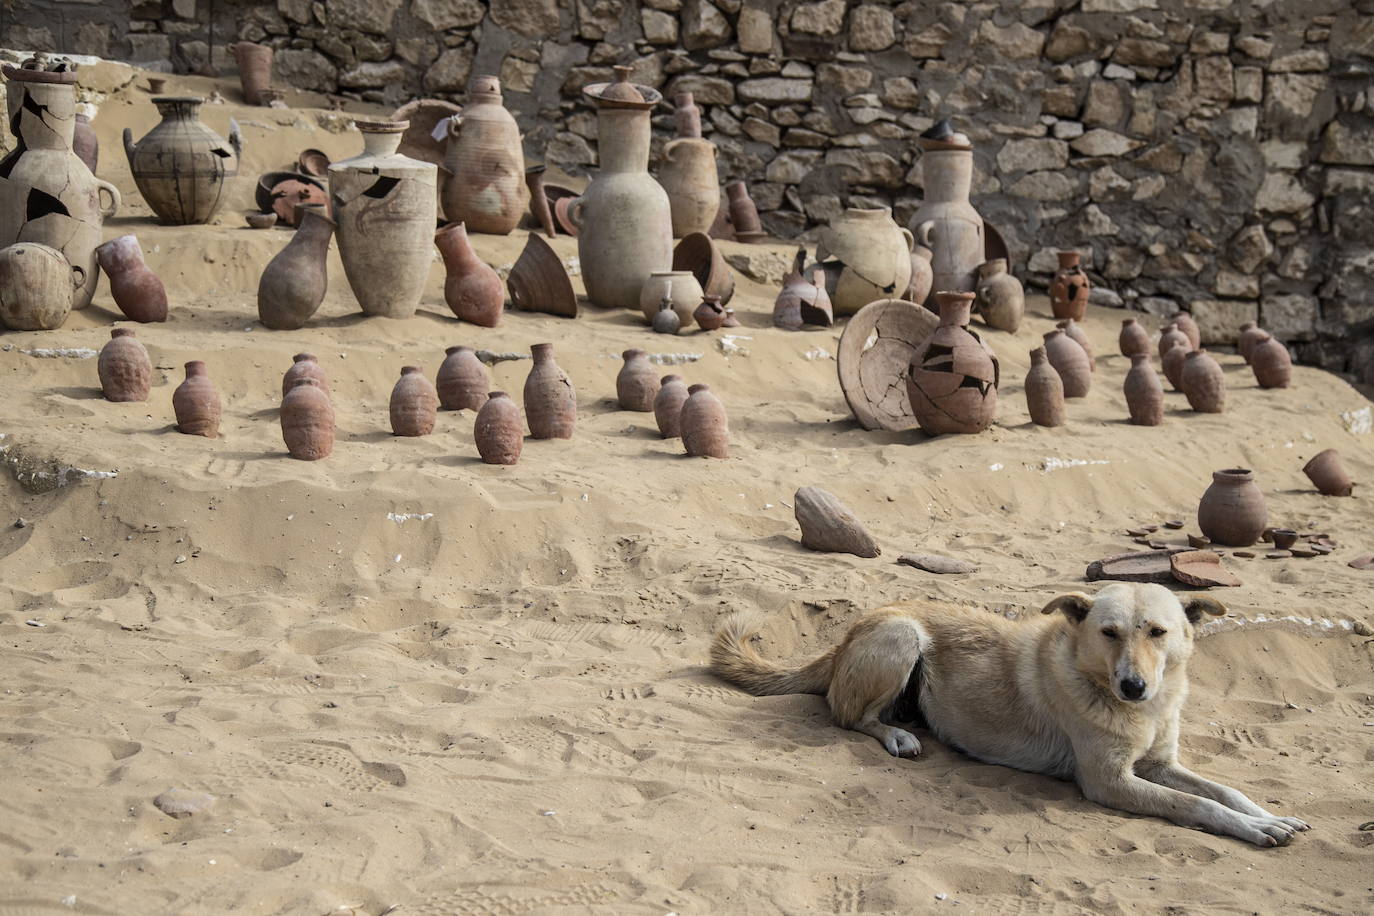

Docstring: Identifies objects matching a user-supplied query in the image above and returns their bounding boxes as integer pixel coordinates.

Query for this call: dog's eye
[1149,627,1167,638]
[1101,628,1118,640]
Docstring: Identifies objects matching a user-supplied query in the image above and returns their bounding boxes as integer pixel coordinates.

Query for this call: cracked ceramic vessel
[653,374,689,438]
[1042,328,1091,399]
[659,137,719,238]
[98,328,151,402]
[975,258,1022,333]
[173,360,221,438]
[440,76,527,235]
[0,241,83,330]
[616,348,660,412]
[681,383,728,458]
[1197,468,1266,547]
[124,96,238,225]
[523,342,576,439]
[905,291,999,435]
[282,352,328,398]
[1249,332,1292,389]
[1181,350,1225,413]
[815,207,914,316]
[96,235,166,322]
[773,248,832,330]
[475,391,523,465]
[638,269,702,325]
[694,294,726,330]
[257,206,334,330]
[908,133,984,306]
[232,42,272,106]
[1024,346,1065,427]
[573,68,672,310]
[1049,251,1090,322]
[330,119,437,319]
[280,377,334,460]
[1,62,120,309]
[1124,353,1164,426]
[390,366,439,437]
[436,345,489,411]
[1119,318,1150,358]
[436,221,504,327]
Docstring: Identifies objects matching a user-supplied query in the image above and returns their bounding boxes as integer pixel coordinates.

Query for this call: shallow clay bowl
[837,298,939,431]
[255,171,324,214]
[297,148,331,177]
[245,211,278,229]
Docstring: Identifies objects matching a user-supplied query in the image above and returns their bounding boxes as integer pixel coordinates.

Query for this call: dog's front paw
[883,729,922,758]
[1240,813,1305,847]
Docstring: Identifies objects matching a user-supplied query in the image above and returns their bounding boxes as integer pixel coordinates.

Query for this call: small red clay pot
[1049,251,1089,322]
[1042,328,1091,399]
[1161,340,1190,391]
[282,352,329,398]
[1249,333,1292,389]
[694,294,727,331]
[436,345,489,411]
[523,342,576,439]
[653,374,690,438]
[173,360,221,437]
[96,235,167,323]
[681,382,728,458]
[280,377,334,460]
[436,222,505,328]
[1238,322,1268,364]
[616,348,660,412]
[1197,468,1267,547]
[98,328,151,402]
[474,391,523,465]
[1158,322,1189,361]
[390,366,438,437]
[1173,311,1201,351]
[1181,350,1225,413]
[1119,317,1150,358]
[1124,353,1164,426]
[1024,346,1065,427]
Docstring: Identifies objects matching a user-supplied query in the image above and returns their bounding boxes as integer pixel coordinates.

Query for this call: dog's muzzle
[1119,675,1147,701]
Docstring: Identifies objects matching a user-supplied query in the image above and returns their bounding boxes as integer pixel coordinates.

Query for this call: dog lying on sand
[710,582,1309,847]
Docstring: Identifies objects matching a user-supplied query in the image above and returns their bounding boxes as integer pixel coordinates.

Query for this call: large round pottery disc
[837,299,939,431]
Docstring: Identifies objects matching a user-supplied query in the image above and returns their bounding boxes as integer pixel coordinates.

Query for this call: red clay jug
[1057,318,1095,371]
[98,328,151,402]
[436,222,505,327]
[282,352,329,398]
[694,294,727,331]
[280,377,334,460]
[681,383,728,458]
[1238,322,1267,364]
[674,91,702,138]
[1042,328,1091,399]
[1173,311,1201,351]
[616,349,660,412]
[1119,317,1150,358]
[654,374,690,438]
[1049,251,1090,321]
[906,291,1000,434]
[523,342,576,439]
[1123,353,1164,426]
[96,235,167,322]
[1249,333,1291,389]
[258,206,334,330]
[475,391,523,465]
[173,360,221,437]
[1024,346,1065,427]
[1161,340,1189,391]
[1181,350,1225,413]
[390,366,438,436]
[436,345,489,411]
[1197,468,1267,546]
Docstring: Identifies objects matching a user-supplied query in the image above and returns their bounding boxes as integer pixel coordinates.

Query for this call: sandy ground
[2,67,1373,916]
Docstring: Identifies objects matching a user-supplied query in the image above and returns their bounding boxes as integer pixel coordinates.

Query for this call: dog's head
[1041,583,1225,704]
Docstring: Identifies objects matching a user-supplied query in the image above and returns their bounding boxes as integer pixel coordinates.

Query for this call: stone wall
[5,0,1374,383]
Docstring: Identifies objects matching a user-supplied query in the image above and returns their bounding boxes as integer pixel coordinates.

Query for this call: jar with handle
[123,97,238,226]
[439,76,528,235]
[907,131,984,306]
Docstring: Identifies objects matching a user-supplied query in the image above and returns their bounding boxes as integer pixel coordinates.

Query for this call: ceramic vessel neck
[921,148,973,203]
[597,107,651,173]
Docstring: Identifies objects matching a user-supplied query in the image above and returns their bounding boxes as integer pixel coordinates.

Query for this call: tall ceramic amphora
[329,119,438,319]
[572,67,673,310]
[441,76,528,235]
[659,137,719,238]
[908,129,984,308]
[123,97,240,225]
[0,60,121,309]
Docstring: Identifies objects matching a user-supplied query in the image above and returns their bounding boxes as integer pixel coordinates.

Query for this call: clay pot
[98,328,151,402]
[173,360,221,438]
[282,352,328,399]
[1057,318,1095,371]
[975,258,1023,333]
[435,222,504,327]
[1197,468,1267,547]
[815,208,914,316]
[390,366,439,437]
[0,241,84,330]
[908,132,984,306]
[475,392,523,465]
[298,148,331,178]
[639,269,704,325]
[525,166,557,238]
[268,177,327,226]
[232,42,273,106]
[1024,347,1065,427]
[124,96,239,226]
[280,377,334,460]
[672,232,735,305]
[694,295,727,331]
[1238,322,1268,364]
[574,68,673,310]
[652,299,681,335]
[673,92,702,139]
[654,374,689,438]
[440,76,528,235]
[257,206,334,330]
[1181,350,1225,413]
[1161,340,1190,391]
[1042,328,1091,399]
[773,248,833,330]
[1124,353,1164,426]
[617,349,660,412]
[906,291,1000,435]
[1049,251,1091,322]
[73,113,98,173]
[95,235,167,322]
[837,299,939,431]
[255,171,325,214]
[508,232,578,318]
[523,342,576,439]
[1173,311,1201,351]
[1119,318,1150,358]
[1158,322,1190,360]
[681,383,728,458]
[1,65,121,309]
[436,345,489,411]
[794,486,880,558]
[659,138,720,238]
[146,78,166,94]
[246,211,278,229]
[1249,333,1291,389]
[330,119,437,319]
[1303,449,1353,497]
[725,181,765,242]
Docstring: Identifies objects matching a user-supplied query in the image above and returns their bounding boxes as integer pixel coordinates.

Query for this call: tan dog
[710,582,1309,847]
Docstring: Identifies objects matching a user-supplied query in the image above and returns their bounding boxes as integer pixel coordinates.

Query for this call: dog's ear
[1182,595,1227,625]
[1041,592,1093,623]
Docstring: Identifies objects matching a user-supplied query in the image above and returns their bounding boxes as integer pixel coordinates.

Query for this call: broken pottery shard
[1086,550,1187,583]
[153,788,216,819]
[794,486,880,558]
[1169,550,1241,588]
[1348,554,1374,570]
[897,553,976,574]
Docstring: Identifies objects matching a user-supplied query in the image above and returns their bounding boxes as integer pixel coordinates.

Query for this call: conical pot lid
[583,65,661,109]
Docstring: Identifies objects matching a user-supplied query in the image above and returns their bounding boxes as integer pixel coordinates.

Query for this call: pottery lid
[583,66,661,109]
[355,119,408,133]
[918,121,971,151]
[2,59,78,83]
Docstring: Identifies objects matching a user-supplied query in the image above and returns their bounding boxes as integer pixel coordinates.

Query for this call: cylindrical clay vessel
[280,377,334,460]
[173,360,221,437]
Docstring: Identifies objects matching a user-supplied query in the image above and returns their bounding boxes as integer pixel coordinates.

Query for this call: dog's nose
[1120,675,1146,701]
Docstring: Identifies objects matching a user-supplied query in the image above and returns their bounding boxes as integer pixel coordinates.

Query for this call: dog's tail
[709,611,836,696]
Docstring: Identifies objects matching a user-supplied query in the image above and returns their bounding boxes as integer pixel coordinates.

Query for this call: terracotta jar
[1249,333,1291,389]
[436,345,489,411]
[652,297,681,334]
[1181,350,1225,413]
[1161,340,1190,391]
[1197,468,1267,547]
[73,112,98,173]
[280,377,334,460]
[654,374,690,438]
[1173,311,1201,351]
[573,68,673,309]
[1024,346,1065,427]
[231,42,273,105]
[390,366,439,437]
[1057,318,1095,371]
[815,208,914,316]
[435,222,504,327]
[1,63,121,309]
[659,137,720,238]
[1124,353,1164,426]
[475,392,523,465]
[282,352,328,398]
[975,258,1023,333]
[1042,328,1091,399]
[694,295,727,330]
[725,181,765,241]
[258,206,334,331]
[1303,449,1353,497]
[616,349,660,412]
[440,76,528,235]
[1238,322,1268,364]
[525,166,557,238]
[124,97,239,225]
[0,241,84,330]
[906,291,1000,435]
[906,244,934,305]
[95,235,167,322]
[673,92,702,138]
[1119,317,1150,358]
[1158,322,1189,360]
[908,132,984,305]
[639,269,703,325]
[681,383,728,458]
[523,342,576,439]
[330,119,437,319]
[173,360,221,438]
[98,328,151,402]
[1049,251,1091,321]
[773,248,833,330]
[672,232,735,305]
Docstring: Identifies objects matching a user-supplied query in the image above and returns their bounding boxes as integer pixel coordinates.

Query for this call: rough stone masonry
[5,0,1373,384]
